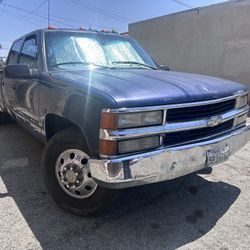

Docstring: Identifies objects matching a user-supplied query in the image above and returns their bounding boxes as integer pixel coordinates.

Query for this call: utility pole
[48,0,50,26]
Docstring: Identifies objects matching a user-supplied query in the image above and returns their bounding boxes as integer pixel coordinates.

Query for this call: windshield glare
[45,31,157,71]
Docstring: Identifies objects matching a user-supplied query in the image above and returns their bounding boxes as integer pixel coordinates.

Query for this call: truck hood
[49,69,247,108]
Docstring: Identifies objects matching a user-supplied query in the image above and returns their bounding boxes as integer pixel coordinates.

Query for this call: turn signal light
[100,112,117,130]
[100,139,117,155]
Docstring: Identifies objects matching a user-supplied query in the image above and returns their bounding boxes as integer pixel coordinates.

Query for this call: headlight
[236,94,248,108]
[101,110,163,129]
[100,136,161,155]
[118,111,163,128]
[118,136,160,154]
[235,113,248,126]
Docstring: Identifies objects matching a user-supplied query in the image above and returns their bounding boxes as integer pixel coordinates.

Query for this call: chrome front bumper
[89,125,250,189]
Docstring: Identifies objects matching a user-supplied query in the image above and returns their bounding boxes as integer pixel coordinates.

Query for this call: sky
[0,0,228,57]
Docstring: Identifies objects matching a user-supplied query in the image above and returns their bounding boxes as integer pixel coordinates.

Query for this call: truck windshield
[45,31,158,71]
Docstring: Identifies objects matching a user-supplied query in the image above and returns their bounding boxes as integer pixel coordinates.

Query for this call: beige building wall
[129,0,250,90]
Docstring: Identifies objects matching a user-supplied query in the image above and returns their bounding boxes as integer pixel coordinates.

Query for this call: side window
[7,39,22,65]
[19,37,38,69]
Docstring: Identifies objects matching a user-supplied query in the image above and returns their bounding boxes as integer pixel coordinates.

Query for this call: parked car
[0,28,249,216]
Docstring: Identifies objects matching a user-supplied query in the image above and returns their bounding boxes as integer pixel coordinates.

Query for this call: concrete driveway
[0,122,250,250]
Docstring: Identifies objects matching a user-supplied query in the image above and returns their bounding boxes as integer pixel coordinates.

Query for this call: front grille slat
[164,119,234,147]
[170,101,234,113]
[167,99,236,123]
[169,104,234,116]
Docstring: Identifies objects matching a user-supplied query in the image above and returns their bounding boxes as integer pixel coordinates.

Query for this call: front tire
[42,129,120,216]
[0,111,13,125]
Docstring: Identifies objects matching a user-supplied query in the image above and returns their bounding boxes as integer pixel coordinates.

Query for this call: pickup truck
[0,28,249,216]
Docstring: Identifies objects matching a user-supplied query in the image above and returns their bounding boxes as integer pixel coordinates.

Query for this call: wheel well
[45,114,81,140]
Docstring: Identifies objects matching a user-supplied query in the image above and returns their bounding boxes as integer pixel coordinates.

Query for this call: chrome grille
[166,99,236,123]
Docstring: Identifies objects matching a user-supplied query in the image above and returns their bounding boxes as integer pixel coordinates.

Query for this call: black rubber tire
[42,128,120,216]
[196,167,213,175]
[0,112,13,125]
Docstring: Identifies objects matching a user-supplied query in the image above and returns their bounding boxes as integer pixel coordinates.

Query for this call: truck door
[2,39,23,112]
[14,35,41,133]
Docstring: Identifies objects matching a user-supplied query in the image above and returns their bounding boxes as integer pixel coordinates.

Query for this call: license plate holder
[206,144,230,166]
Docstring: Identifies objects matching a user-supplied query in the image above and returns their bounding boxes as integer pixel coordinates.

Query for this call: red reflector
[121,32,129,36]
[48,25,56,30]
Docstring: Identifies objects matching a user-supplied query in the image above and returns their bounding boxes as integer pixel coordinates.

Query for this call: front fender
[39,74,117,157]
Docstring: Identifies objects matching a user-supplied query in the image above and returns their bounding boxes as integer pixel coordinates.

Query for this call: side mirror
[160,65,170,71]
[4,64,32,79]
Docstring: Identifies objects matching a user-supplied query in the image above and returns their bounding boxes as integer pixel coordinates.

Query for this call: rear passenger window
[7,39,22,65]
[19,37,38,69]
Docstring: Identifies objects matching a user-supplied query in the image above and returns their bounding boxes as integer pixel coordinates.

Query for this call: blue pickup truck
[0,28,249,216]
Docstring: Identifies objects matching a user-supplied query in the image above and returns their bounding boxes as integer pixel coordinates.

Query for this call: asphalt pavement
[0,121,250,250]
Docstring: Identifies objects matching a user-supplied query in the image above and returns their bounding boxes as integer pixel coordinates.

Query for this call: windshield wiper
[50,62,108,69]
[51,62,90,67]
[112,61,158,70]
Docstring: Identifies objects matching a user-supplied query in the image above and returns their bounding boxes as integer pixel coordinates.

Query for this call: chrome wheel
[55,149,97,199]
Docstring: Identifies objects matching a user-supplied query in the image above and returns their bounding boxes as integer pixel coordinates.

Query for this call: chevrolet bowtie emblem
[207,115,223,127]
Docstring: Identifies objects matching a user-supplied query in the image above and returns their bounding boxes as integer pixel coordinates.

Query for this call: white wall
[129,0,250,90]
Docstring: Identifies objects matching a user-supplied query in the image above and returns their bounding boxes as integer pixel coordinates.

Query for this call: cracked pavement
[0,121,250,250]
